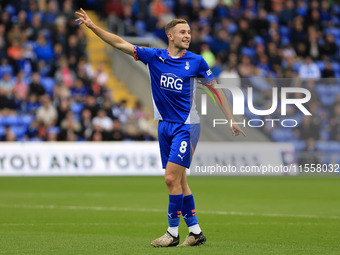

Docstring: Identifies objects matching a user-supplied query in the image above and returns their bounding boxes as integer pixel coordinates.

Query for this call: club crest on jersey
[160,73,183,92]
[185,61,190,70]
[206,69,212,76]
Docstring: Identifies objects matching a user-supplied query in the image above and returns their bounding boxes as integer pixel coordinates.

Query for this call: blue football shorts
[158,120,200,169]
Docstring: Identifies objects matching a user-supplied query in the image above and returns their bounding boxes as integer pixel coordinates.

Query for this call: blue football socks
[182,194,199,227]
[168,194,183,227]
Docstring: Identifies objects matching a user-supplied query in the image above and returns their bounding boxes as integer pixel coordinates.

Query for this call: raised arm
[75,8,134,57]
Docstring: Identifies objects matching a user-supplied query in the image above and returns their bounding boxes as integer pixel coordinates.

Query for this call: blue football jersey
[133,46,215,124]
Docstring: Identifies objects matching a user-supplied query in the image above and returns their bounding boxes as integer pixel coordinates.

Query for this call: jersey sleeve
[197,56,216,86]
[133,46,156,65]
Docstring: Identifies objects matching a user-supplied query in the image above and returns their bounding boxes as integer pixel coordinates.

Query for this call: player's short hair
[165,19,188,34]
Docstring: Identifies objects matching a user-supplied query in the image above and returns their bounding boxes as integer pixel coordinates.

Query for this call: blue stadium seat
[281,114,303,126]
[70,102,84,115]
[280,26,291,37]
[47,126,60,134]
[320,94,337,106]
[316,84,339,106]
[337,157,340,166]
[17,115,34,127]
[271,129,295,142]
[316,84,340,94]
[3,115,19,126]
[249,76,271,90]
[227,23,238,34]
[244,107,259,119]
[293,140,306,151]
[316,141,340,153]
[135,20,146,36]
[266,14,278,23]
[0,65,14,79]
[254,36,264,45]
[320,129,330,141]
[332,16,340,26]
[316,84,327,94]
[328,142,340,152]
[332,62,340,73]
[10,126,27,138]
[40,77,56,96]
[241,47,256,58]
[292,62,302,73]
[316,61,325,71]
[335,38,340,47]
[334,4,340,15]
[281,36,291,46]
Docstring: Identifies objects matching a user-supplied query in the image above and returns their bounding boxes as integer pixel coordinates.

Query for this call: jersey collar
[167,48,187,59]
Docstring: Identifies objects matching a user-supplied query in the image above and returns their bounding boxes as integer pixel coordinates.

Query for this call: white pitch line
[0,203,339,220]
[0,222,326,227]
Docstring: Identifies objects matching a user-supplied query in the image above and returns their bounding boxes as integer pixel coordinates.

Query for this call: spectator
[94,63,108,87]
[174,0,191,20]
[236,18,254,47]
[279,0,295,26]
[29,72,45,97]
[238,55,253,78]
[321,60,335,79]
[219,64,241,88]
[200,43,215,68]
[60,110,82,134]
[91,131,103,141]
[298,56,321,80]
[297,116,321,140]
[299,138,319,165]
[13,71,28,101]
[306,27,320,60]
[66,35,82,62]
[46,128,59,141]
[56,99,70,126]
[201,0,219,10]
[80,108,93,140]
[254,9,269,38]
[138,111,157,140]
[43,0,58,26]
[0,72,14,97]
[25,93,41,114]
[54,57,76,88]
[7,40,22,62]
[71,78,88,102]
[84,95,100,118]
[105,0,124,19]
[321,34,338,57]
[112,100,132,123]
[36,94,58,127]
[112,119,124,141]
[34,33,54,63]
[92,108,113,132]
[209,30,230,55]
[0,126,16,142]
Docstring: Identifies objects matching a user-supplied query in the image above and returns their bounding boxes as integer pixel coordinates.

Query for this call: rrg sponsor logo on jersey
[160,73,183,92]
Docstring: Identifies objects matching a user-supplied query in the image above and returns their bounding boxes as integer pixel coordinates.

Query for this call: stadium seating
[0,0,339,159]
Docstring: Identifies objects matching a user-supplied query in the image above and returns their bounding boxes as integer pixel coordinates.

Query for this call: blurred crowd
[0,0,157,142]
[0,0,340,160]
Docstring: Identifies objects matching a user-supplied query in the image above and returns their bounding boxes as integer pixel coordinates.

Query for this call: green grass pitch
[0,176,339,255]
